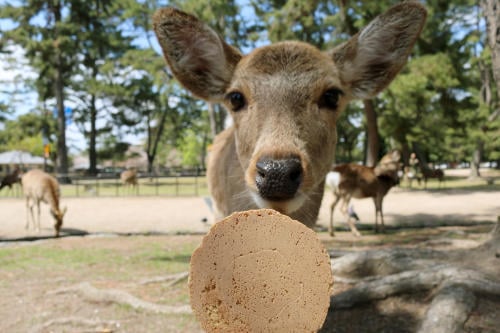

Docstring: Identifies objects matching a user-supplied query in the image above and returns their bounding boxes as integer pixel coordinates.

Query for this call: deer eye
[319,88,343,110]
[226,91,246,112]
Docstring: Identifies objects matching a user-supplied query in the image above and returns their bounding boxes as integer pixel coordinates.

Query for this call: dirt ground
[0,183,499,333]
[1,185,498,240]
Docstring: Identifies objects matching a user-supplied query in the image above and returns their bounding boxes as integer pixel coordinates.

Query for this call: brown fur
[22,169,66,237]
[0,167,22,191]
[153,3,426,228]
[120,169,138,188]
[328,151,401,236]
[422,168,445,189]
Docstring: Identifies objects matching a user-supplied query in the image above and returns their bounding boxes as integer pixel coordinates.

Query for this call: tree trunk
[146,107,169,174]
[208,102,217,138]
[88,94,98,175]
[53,2,69,181]
[208,103,227,137]
[481,0,500,121]
[363,99,379,167]
[469,141,483,178]
[412,142,428,170]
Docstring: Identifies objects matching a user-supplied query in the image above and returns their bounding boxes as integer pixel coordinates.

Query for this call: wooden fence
[0,174,209,198]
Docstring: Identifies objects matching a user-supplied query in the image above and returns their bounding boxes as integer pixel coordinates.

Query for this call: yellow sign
[44,144,51,158]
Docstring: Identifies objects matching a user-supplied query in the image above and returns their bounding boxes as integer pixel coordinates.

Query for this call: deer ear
[153,8,242,101]
[331,3,427,99]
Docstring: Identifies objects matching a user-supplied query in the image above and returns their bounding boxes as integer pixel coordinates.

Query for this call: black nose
[255,156,303,201]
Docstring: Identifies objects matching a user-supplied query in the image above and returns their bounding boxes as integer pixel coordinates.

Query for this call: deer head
[153,3,426,216]
[50,206,67,237]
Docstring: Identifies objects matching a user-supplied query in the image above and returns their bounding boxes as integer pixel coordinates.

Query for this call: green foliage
[0,111,55,156]
[0,0,499,170]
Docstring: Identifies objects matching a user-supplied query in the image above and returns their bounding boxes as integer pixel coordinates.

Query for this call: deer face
[153,4,426,216]
[224,42,347,213]
[51,206,67,237]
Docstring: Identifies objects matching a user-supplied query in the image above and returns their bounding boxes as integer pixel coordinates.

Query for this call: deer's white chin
[250,192,306,215]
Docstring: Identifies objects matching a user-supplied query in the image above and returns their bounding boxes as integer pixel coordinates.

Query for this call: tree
[479,0,500,169]
[0,111,57,157]
[1,1,82,179]
[69,0,134,175]
[173,0,250,137]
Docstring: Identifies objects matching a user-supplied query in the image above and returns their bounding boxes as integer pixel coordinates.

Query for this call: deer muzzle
[255,156,303,201]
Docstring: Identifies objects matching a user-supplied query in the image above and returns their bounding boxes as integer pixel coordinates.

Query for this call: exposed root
[139,271,189,287]
[323,222,500,333]
[331,266,500,309]
[331,248,446,279]
[417,285,476,333]
[29,316,117,333]
[49,282,192,315]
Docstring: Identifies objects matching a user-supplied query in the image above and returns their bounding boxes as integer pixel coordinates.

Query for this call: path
[1,187,498,240]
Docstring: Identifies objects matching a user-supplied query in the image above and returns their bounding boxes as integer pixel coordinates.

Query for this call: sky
[0,4,156,154]
[0,1,257,156]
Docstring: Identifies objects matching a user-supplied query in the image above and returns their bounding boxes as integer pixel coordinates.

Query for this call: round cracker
[189,209,333,333]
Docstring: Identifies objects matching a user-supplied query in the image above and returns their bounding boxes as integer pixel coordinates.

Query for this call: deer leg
[329,194,341,237]
[378,199,385,233]
[373,197,379,233]
[25,197,34,230]
[35,200,41,233]
[341,195,361,237]
[347,214,361,237]
[374,196,385,233]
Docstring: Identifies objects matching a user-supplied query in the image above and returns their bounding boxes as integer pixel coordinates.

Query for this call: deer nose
[255,156,303,201]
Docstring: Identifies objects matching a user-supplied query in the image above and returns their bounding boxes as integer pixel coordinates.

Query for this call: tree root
[49,282,192,315]
[29,316,117,333]
[417,285,476,333]
[331,248,446,279]
[331,266,500,309]
[139,271,189,287]
[323,222,500,333]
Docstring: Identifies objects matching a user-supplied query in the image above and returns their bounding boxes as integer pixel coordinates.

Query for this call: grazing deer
[421,168,445,189]
[0,167,22,194]
[22,169,67,237]
[153,3,426,228]
[326,150,401,236]
[120,169,138,190]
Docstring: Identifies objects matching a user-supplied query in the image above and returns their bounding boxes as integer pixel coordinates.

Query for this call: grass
[0,176,210,198]
[0,235,200,282]
[2,171,498,199]
[400,175,500,191]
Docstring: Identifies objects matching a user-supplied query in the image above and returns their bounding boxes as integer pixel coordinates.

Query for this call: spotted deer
[153,3,426,228]
[22,169,67,237]
[326,150,401,236]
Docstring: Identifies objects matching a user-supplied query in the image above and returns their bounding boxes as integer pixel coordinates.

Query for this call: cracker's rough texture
[189,209,333,333]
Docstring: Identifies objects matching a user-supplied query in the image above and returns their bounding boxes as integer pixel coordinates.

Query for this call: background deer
[327,150,401,236]
[0,166,22,194]
[153,3,426,228]
[120,168,138,191]
[421,168,445,189]
[22,169,67,237]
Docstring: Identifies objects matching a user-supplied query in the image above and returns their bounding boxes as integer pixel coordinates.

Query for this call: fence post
[175,175,179,196]
[155,174,159,196]
[195,175,199,196]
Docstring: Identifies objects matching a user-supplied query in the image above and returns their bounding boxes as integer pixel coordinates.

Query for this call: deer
[0,166,22,194]
[421,168,445,189]
[326,150,401,236]
[120,168,138,190]
[152,3,426,229]
[22,169,67,237]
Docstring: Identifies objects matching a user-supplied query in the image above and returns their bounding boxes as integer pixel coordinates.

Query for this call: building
[0,150,52,176]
